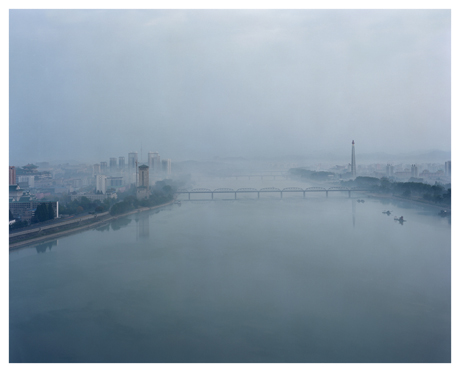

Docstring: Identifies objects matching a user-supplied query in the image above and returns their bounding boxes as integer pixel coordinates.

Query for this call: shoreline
[9,199,175,251]
[365,193,451,212]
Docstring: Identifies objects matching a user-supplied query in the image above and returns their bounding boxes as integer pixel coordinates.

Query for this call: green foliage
[59,195,116,215]
[402,190,411,198]
[109,180,176,216]
[355,176,380,186]
[9,220,28,230]
[110,200,134,216]
[289,168,334,181]
[34,203,55,223]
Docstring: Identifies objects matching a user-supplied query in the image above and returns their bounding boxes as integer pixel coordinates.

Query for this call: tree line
[340,176,451,206]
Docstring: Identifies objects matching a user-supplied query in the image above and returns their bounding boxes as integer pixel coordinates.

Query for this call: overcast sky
[9,9,451,165]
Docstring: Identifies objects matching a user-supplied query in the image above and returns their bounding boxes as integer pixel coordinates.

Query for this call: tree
[48,203,55,220]
[34,203,51,222]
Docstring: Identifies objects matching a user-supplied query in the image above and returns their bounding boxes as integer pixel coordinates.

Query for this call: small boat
[438,210,450,217]
[174,200,181,205]
[394,216,405,222]
[382,210,392,215]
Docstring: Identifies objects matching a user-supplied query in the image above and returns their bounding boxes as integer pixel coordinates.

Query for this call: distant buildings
[100,161,108,173]
[9,184,23,201]
[151,152,161,174]
[110,158,117,171]
[95,174,107,194]
[128,152,138,170]
[162,159,172,175]
[119,156,125,169]
[411,164,419,178]
[386,164,394,178]
[148,152,155,170]
[18,175,34,188]
[9,166,16,185]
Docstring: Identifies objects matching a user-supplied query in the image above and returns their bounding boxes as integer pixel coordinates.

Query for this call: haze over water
[9,191,450,362]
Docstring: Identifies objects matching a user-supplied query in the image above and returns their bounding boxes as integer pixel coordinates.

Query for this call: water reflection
[136,212,150,240]
[35,240,58,254]
[95,223,110,232]
[351,199,356,228]
[110,216,132,231]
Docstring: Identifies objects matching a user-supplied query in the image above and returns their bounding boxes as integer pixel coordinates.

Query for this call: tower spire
[351,140,356,178]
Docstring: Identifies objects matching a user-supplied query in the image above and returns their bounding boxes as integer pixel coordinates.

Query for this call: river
[9,178,451,362]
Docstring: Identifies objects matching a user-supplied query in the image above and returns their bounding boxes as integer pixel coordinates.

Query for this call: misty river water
[9,178,451,362]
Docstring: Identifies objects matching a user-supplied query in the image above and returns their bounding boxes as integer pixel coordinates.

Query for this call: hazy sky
[9,9,451,165]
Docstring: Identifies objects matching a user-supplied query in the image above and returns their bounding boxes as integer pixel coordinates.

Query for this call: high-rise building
[411,164,419,178]
[148,152,155,170]
[100,161,108,173]
[152,152,161,173]
[138,165,149,188]
[351,140,356,178]
[445,161,451,177]
[110,158,117,171]
[93,164,101,174]
[162,159,172,175]
[128,152,138,170]
[119,157,125,169]
[137,165,149,199]
[9,166,16,185]
[95,175,107,194]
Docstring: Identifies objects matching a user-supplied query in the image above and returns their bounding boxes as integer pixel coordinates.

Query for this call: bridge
[176,187,369,200]
[219,174,289,180]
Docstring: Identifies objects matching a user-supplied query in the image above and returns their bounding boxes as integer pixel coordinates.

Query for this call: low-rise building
[9,200,59,222]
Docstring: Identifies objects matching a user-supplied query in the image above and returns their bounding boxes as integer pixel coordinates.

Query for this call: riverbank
[9,199,175,251]
[365,192,451,212]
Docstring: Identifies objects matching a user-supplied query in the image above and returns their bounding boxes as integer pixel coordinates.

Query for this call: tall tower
[138,165,149,189]
[351,140,356,178]
[137,165,150,200]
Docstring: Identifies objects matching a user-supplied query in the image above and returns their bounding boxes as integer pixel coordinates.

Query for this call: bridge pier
[348,190,351,198]
[281,191,283,199]
[235,192,237,200]
[303,191,305,198]
[212,193,214,200]
[188,193,190,200]
[326,191,328,198]
[258,192,260,199]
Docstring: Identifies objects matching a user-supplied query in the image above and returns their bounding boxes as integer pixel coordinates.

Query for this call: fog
[9,10,450,166]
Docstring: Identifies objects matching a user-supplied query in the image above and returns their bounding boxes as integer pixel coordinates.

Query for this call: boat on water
[394,216,405,222]
[382,210,392,215]
[174,200,181,205]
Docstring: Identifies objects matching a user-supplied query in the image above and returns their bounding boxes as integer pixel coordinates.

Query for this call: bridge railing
[174,187,370,200]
